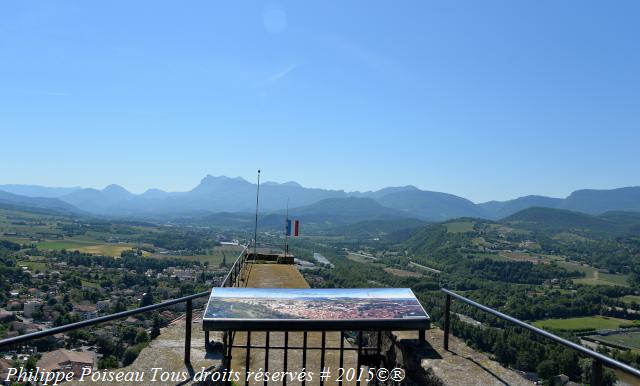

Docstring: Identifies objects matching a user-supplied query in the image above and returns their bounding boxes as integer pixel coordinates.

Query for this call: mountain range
[1,176,639,224]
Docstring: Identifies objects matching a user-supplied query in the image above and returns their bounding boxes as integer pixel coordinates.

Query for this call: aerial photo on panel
[204,288,428,320]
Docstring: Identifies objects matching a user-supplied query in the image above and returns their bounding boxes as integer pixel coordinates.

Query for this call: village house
[23,300,42,318]
[72,304,97,320]
[0,309,15,323]
[36,349,95,379]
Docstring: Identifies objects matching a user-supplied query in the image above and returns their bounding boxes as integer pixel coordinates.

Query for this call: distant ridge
[0,190,81,215]
[0,184,81,198]
[502,207,640,237]
[1,178,639,221]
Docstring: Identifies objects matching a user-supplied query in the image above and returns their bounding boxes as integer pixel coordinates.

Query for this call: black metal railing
[441,288,640,386]
[0,246,249,367]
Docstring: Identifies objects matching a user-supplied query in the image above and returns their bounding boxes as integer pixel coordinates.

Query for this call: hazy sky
[1,1,638,202]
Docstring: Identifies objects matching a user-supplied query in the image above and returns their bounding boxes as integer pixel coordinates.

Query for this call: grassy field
[533,316,638,331]
[37,240,141,257]
[621,295,640,305]
[499,251,540,264]
[468,252,508,261]
[574,272,630,287]
[81,280,101,289]
[588,331,640,350]
[153,245,245,266]
[18,260,48,272]
[155,254,224,266]
[0,236,33,245]
[383,267,423,278]
[346,253,377,264]
[38,240,97,250]
[75,244,140,257]
[445,221,475,233]
[553,259,630,287]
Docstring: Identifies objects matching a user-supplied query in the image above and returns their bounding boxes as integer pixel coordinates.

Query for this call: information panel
[203,288,430,331]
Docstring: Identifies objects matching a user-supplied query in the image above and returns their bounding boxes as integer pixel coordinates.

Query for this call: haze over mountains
[1,176,639,223]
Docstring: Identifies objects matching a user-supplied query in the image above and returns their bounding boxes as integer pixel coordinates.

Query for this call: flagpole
[284,197,290,257]
[253,169,260,259]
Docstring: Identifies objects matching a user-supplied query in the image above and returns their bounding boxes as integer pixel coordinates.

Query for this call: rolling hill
[502,207,640,237]
[377,190,483,221]
[0,190,81,215]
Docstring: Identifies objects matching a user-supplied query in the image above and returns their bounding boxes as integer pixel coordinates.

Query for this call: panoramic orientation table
[202,287,430,331]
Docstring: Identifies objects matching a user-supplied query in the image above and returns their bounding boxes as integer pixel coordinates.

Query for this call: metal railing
[441,288,640,386]
[0,246,249,367]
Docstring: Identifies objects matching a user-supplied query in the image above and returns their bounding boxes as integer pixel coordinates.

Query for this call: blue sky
[1,1,638,202]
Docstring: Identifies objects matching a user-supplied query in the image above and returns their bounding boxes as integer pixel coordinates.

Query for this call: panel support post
[283,331,289,386]
[320,331,326,386]
[184,299,192,366]
[591,359,603,386]
[356,331,363,386]
[444,293,451,351]
[264,331,270,386]
[302,332,308,386]
[245,331,251,386]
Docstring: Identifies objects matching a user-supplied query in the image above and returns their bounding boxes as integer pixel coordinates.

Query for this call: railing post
[444,293,451,351]
[184,299,192,365]
[591,359,603,386]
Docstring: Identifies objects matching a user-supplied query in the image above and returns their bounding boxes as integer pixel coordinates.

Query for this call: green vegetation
[621,295,640,304]
[444,221,475,233]
[533,316,637,331]
[3,200,640,384]
[589,331,640,350]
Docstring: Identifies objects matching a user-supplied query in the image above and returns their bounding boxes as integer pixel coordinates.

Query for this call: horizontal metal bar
[441,288,640,379]
[0,290,211,348]
[228,344,379,351]
[204,318,429,331]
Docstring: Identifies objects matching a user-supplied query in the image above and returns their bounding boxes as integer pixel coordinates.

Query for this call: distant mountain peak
[263,181,303,188]
[103,184,129,193]
[200,175,250,185]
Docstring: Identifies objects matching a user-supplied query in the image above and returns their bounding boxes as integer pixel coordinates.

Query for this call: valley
[1,194,640,384]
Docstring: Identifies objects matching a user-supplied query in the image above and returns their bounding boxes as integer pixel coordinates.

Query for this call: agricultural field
[37,239,143,257]
[153,245,245,266]
[499,251,541,264]
[383,267,422,278]
[346,252,377,264]
[533,316,638,331]
[621,295,640,305]
[18,260,48,273]
[553,258,630,287]
[587,331,640,351]
[445,221,475,233]
[573,272,630,287]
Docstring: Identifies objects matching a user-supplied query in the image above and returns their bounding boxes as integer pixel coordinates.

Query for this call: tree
[122,346,140,366]
[537,359,557,381]
[151,315,161,339]
[98,356,118,369]
[134,330,149,344]
[556,348,580,380]
[140,288,154,307]
[515,350,537,372]
[25,355,38,371]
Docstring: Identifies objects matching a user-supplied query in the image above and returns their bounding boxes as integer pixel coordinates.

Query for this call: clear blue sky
[1,1,638,202]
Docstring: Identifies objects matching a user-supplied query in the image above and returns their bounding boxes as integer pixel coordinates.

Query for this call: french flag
[286,219,300,236]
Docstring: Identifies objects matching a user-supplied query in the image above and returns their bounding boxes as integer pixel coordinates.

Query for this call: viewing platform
[65,258,533,386]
